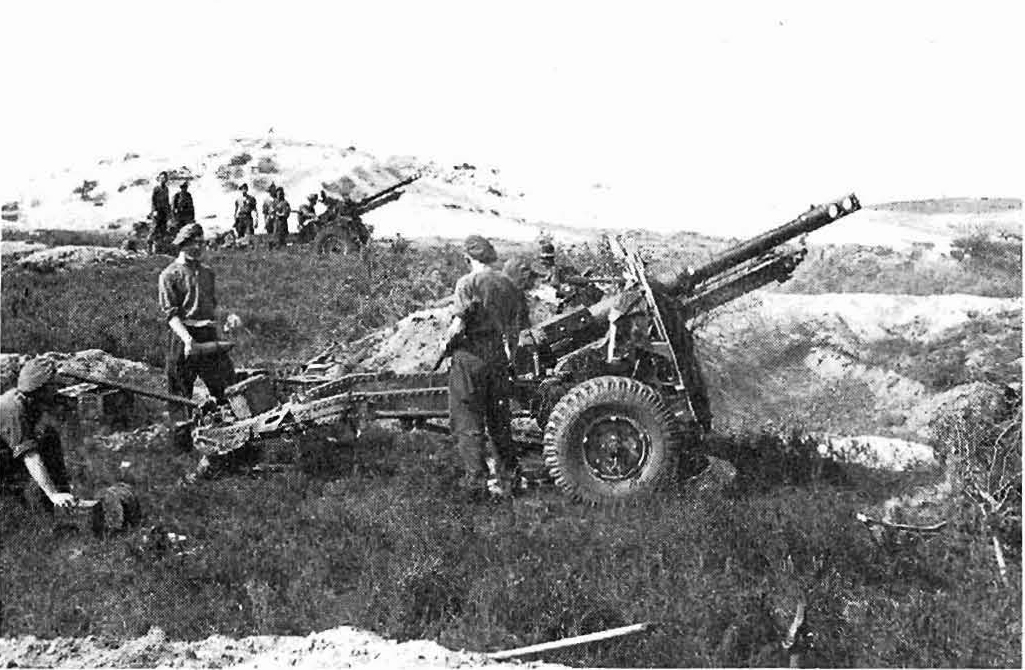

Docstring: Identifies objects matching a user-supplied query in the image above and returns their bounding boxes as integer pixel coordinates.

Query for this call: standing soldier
[148,171,172,254]
[158,223,236,424]
[271,188,291,249]
[1,358,77,510]
[261,183,278,235]
[171,179,196,233]
[441,235,526,499]
[233,183,257,239]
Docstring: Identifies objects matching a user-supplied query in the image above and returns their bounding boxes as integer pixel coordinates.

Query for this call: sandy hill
[2,137,1020,251]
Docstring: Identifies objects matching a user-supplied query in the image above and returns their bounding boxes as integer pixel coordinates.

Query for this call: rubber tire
[314,226,356,255]
[543,376,682,504]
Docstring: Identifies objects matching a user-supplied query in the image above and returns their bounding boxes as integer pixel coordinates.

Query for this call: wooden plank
[486,622,651,660]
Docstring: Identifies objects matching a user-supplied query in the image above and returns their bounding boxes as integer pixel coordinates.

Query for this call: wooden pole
[59,370,200,407]
[485,622,651,661]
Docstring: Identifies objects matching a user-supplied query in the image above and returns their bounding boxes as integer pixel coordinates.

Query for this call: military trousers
[272,218,289,247]
[448,347,517,480]
[166,326,236,422]
[234,215,254,238]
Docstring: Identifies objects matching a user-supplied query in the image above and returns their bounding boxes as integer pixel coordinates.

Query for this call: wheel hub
[581,414,649,481]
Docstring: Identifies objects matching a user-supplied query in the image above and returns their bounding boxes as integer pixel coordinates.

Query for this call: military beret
[172,223,204,246]
[464,235,497,263]
[18,357,57,394]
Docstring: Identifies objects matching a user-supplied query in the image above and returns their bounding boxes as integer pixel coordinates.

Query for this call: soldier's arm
[158,271,194,355]
[22,451,75,507]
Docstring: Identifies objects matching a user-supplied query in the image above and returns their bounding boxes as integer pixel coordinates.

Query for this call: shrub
[256,157,278,174]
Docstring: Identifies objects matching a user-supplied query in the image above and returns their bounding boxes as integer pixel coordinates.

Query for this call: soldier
[536,241,602,311]
[171,179,196,232]
[158,223,236,424]
[502,254,541,330]
[1,358,77,510]
[270,188,291,249]
[233,183,257,239]
[296,193,319,240]
[261,183,278,234]
[148,171,171,254]
[442,235,527,499]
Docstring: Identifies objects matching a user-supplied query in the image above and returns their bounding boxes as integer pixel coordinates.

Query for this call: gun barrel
[684,193,860,288]
[358,173,422,209]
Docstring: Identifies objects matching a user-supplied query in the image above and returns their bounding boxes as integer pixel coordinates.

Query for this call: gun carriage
[296,173,421,255]
[194,195,861,503]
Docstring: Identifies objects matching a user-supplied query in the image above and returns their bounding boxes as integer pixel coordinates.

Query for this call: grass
[1,236,1021,666]
[0,424,1019,667]
[1,243,466,371]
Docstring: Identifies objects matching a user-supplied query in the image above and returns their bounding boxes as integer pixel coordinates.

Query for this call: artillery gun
[192,194,861,503]
[300,173,422,255]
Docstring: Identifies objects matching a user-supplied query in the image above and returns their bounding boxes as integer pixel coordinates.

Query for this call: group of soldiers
[146,173,327,253]
[146,171,195,254]
[3,173,599,508]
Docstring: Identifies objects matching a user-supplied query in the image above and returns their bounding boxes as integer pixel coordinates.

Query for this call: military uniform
[234,193,257,238]
[448,262,526,489]
[158,255,235,421]
[271,197,291,247]
[0,388,70,496]
[148,183,171,251]
[297,198,318,241]
[172,188,195,228]
[261,192,276,234]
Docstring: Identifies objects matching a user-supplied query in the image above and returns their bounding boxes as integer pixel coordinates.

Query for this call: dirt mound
[0,625,566,669]
[16,245,142,272]
[0,349,159,393]
[337,295,559,375]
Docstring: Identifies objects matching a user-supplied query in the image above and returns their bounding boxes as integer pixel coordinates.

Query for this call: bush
[256,157,278,174]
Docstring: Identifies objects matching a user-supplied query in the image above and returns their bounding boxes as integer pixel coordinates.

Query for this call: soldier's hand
[182,337,194,358]
[49,492,76,508]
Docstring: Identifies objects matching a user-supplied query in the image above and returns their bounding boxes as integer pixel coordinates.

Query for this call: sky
[1,0,1022,230]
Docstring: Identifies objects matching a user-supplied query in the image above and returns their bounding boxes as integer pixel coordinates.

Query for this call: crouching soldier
[158,224,236,425]
[442,235,527,499]
[1,358,76,510]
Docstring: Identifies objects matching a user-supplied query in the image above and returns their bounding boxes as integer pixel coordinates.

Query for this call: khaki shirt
[452,267,526,350]
[234,193,256,219]
[158,258,218,323]
[1,389,38,461]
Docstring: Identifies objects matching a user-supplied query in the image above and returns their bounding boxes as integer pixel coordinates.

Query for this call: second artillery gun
[193,194,861,503]
[296,173,422,255]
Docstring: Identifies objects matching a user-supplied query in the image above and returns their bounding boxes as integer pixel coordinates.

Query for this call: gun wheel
[314,227,358,255]
[543,376,682,504]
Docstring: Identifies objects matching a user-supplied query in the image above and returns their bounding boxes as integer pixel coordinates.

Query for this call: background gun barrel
[358,173,421,207]
[684,193,860,288]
